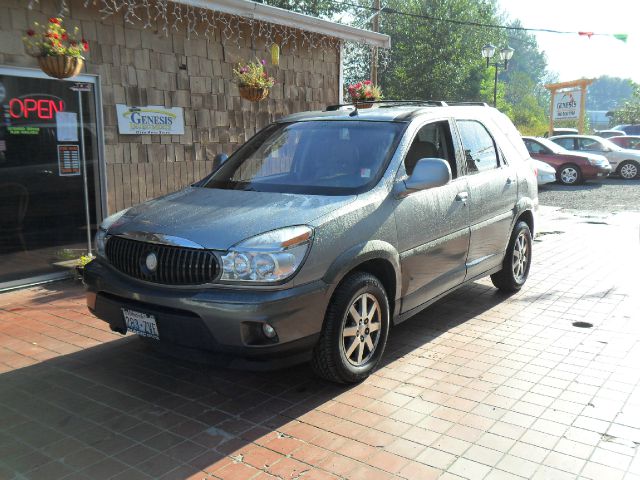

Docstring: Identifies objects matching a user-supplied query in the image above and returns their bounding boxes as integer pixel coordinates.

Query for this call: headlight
[220,226,313,283]
[95,208,130,257]
[588,157,608,166]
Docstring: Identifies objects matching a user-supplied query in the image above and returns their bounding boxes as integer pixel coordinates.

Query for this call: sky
[498,0,640,83]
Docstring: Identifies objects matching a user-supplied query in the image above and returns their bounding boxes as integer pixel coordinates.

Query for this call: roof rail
[445,101,490,107]
[325,100,447,111]
[325,100,492,111]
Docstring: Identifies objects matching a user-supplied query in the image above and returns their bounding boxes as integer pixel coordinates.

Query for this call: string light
[26,0,379,57]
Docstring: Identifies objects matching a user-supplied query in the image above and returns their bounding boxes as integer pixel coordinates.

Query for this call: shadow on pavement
[0,280,511,479]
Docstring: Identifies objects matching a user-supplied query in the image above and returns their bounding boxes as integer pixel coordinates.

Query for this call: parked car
[595,130,625,138]
[530,159,556,185]
[612,124,640,135]
[522,136,611,185]
[608,135,640,150]
[84,102,538,383]
[549,134,640,180]
[544,127,578,138]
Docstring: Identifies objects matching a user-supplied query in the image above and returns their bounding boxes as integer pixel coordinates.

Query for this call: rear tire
[491,221,532,292]
[557,164,582,185]
[311,272,390,384]
[618,160,639,180]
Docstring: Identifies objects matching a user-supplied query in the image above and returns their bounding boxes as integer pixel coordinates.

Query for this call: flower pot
[239,85,269,102]
[37,55,84,79]
[354,101,374,109]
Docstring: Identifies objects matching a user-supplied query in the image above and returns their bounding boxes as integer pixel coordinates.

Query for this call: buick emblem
[145,252,158,272]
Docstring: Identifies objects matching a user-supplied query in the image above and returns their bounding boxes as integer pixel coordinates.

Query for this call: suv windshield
[203,120,405,195]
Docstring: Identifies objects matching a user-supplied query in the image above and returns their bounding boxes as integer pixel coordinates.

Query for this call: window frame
[397,117,463,181]
[454,118,501,176]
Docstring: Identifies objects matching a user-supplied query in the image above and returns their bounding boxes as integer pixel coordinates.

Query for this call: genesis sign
[552,90,581,121]
[116,104,184,135]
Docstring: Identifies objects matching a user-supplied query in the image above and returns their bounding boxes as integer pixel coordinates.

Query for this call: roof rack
[325,100,447,111]
[325,100,490,111]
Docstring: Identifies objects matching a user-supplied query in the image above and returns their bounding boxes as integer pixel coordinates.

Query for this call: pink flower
[364,80,372,85]
[260,59,266,65]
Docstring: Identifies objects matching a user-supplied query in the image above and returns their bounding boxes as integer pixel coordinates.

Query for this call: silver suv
[84,101,538,383]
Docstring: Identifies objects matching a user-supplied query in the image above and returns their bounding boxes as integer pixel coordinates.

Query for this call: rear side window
[457,120,499,174]
[553,137,575,150]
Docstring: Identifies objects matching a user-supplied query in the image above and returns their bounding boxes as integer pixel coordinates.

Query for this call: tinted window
[404,121,457,178]
[553,137,575,150]
[204,121,405,195]
[457,120,498,174]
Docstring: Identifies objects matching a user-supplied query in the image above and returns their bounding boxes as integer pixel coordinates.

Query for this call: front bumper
[583,164,612,179]
[84,259,330,367]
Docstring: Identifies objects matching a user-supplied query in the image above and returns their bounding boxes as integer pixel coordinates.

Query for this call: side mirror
[401,158,452,196]
[214,153,228,169]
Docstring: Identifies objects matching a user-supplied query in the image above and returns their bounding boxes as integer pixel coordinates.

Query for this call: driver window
[404,121,457,178]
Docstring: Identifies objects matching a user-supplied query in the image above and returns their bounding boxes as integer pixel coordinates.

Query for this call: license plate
[122,308,159,340]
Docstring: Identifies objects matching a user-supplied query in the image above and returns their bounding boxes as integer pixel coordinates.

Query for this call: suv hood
[108,187,356,250]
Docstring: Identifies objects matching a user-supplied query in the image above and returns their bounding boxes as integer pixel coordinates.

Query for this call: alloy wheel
[512,232,529,282]
[560,167,578,184]
[340,293,382,366]
[620,162,638,179]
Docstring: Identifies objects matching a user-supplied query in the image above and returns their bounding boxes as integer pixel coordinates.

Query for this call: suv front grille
[105,236,218,285]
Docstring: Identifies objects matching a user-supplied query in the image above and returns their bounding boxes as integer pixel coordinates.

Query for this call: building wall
[0,0,340,214]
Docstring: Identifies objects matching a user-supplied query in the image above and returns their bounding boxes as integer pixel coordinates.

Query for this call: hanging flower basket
[239,85,270,102]
[37,55,84,79]
[354,101,374,109]
[348,80,383,107]
[23,17,88,80]
[233,59,275,103]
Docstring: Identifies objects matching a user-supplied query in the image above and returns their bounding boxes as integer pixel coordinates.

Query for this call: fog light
[262,323,277,339]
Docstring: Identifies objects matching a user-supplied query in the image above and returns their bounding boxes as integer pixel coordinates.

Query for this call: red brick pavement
[0,208,639,480]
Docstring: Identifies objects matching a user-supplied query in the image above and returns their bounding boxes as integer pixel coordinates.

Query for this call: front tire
[618,160,639,180]
[557,164,582,185]
[491,221,532,292]
[311,272,390,384]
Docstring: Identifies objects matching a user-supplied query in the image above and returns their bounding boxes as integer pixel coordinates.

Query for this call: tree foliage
[588,76,636,111]
[266,0,551,134]
[252,0,346,17]
[611,86,640,125]
[376,0,502,101]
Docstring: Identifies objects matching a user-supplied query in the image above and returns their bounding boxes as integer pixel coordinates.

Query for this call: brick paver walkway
[1,207,639,480]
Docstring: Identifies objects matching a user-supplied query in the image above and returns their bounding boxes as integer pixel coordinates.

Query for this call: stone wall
[0,0,340,214]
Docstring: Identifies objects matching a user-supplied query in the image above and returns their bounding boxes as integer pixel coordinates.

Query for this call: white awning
[172,0,391,48]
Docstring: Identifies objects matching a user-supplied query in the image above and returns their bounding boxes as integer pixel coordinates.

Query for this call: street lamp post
[481,44,515,107]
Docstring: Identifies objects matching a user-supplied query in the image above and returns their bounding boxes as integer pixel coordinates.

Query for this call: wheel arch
[322,240,401,320]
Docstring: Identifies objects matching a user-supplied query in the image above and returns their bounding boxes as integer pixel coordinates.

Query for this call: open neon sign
[9,97,65,120]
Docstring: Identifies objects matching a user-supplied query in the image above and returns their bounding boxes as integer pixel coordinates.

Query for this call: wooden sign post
[545,78,594,135]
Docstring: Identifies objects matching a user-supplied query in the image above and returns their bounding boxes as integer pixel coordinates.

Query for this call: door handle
[455,192,468,202]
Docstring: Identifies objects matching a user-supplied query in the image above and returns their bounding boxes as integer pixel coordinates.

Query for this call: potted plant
[23,17,88,79]
[233,59,275,102]
[348,80,383,108]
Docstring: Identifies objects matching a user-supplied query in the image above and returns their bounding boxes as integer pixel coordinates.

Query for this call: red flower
[364,80,372,85]
[82,41,89,51]
[49,17,60,24]
[53,33,59,39]
[62,33,68,40]
[26,29,35,36]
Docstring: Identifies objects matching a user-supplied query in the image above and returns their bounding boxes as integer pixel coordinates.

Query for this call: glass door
[0,71,102,289]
